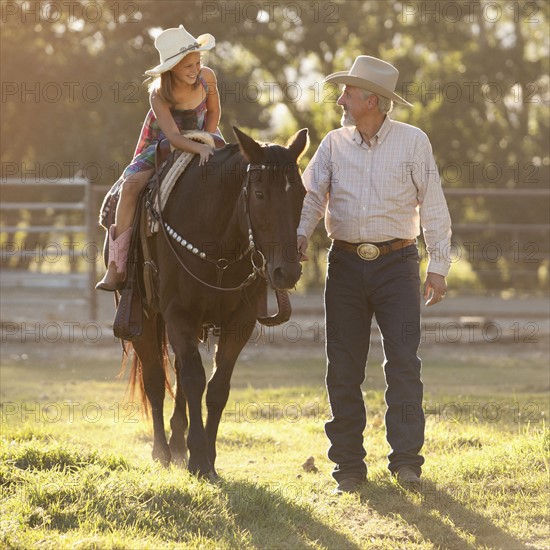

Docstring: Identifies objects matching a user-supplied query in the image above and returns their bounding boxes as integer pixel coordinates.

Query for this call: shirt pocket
[377,161,418,206]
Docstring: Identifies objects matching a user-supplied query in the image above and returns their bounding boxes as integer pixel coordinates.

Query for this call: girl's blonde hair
[147,57,202,106]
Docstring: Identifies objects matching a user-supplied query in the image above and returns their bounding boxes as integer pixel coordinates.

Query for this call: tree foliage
[1,0,548,289]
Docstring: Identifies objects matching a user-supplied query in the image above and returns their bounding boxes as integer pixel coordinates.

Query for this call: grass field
[1,337,549,549]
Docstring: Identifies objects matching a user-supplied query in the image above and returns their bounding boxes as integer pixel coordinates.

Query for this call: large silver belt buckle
[357,243,380,260]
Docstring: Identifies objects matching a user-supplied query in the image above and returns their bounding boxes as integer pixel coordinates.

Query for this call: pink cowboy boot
[95,225,132,291]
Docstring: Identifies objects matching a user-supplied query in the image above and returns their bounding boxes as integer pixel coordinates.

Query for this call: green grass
[1,342,549,549]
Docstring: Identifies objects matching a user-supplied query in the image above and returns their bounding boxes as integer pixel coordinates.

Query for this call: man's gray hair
[360,89,393,114]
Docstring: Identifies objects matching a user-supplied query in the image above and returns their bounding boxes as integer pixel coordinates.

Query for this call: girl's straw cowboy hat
[145,25,215,76]
[324,55,413,107]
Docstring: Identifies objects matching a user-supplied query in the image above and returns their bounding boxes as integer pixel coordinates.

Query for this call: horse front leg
[132,313,171,466]
[205,309,257,475]
[165,315,212,477]
[169,357,189,467]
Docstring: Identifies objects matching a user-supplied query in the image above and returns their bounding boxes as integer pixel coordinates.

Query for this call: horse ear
[233,126,264,162]
[286,128,309,162]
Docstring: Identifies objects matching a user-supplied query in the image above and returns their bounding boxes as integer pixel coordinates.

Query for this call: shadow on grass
[365,480,531,550]
[219,478,361,550]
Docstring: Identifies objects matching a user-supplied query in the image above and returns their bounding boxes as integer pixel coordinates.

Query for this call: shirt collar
[376,115,392,144]
[351,115,393,147]
[351,127,364,146]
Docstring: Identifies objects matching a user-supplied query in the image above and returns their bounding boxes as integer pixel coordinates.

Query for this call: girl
[97,25,223,291]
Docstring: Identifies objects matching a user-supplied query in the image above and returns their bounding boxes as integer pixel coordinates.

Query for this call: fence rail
[0,178,99,319]
[1,183,548,323]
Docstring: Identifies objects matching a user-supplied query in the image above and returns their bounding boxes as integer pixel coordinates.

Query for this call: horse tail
[118,318,174,419]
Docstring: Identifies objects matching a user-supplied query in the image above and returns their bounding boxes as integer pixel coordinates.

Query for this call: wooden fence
[0,182,548,323]
[0,178,101,319]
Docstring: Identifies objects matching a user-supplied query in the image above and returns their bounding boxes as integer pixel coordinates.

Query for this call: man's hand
[423,272,447,306]
[297,235,309,261]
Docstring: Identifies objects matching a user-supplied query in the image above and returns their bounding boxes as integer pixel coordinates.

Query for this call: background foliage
[1,0,549,290]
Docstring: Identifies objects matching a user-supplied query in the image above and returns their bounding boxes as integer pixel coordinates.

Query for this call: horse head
[234,127,309,290]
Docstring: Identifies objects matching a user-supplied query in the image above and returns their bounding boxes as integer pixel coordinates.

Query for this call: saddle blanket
[99,130,216,231]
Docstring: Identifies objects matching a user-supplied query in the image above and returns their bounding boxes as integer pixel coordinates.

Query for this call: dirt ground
[1,286,548,367]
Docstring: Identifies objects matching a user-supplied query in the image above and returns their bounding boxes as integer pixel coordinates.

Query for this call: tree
[1,0,548,290]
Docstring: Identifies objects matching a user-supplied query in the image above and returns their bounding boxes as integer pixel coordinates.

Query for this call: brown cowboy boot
[95,225,132,291]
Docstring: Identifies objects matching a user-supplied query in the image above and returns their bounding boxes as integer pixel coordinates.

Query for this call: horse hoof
[152,447,171,467]
[169,441,188,468]
[188,459,218,481]
[202,470,220,484]
[170,451,189,468]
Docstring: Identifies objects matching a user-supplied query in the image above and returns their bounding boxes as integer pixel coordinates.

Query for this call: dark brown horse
[130,127,308,478]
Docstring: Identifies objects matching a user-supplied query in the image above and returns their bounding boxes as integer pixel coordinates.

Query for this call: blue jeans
[324,244,424,482]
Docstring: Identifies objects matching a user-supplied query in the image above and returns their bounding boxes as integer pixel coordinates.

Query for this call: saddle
[99,139,173,231]
[105,139,174,341]
[111,196,146,341]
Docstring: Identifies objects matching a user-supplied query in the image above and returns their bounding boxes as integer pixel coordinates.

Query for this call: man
[297,55,452,495]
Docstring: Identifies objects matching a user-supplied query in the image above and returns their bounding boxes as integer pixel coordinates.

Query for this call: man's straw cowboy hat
[145,25,215,76]
[325,55,413,107]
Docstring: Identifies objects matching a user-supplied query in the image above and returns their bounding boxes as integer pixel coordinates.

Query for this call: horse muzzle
[268,263,302,290]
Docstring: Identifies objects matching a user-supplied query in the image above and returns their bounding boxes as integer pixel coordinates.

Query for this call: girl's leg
[96,169,154,291]
[113,169,154,237]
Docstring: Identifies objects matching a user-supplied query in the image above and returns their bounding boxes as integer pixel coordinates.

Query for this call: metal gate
[0,178,100,320]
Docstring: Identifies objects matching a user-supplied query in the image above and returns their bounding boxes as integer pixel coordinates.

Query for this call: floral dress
[100,74,221,227]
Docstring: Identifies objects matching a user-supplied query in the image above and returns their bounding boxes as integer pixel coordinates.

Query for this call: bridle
[157,162,295,292]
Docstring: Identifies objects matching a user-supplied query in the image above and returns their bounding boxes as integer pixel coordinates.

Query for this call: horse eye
[255,191,264,199]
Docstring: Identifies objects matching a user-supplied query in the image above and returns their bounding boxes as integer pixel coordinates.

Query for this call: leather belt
[333,239,416,260]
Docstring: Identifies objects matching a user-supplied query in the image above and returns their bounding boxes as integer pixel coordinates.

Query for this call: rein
[156,162,273,292]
